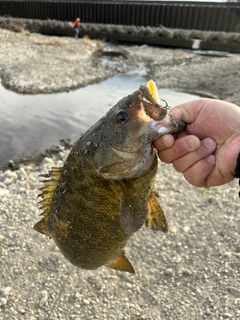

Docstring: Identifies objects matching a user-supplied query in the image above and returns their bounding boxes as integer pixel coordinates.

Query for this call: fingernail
[204,138,215,149]
[207,154,215,165]
[184,138,197,151]
[170,108,181,120]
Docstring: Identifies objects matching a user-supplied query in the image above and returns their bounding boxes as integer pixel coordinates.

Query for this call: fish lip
[139,85,161,106]
[139,85,185,132]
[167,113,185,132]
[149,113,185,137]
[109,144,140,159]
[139,86,168,122]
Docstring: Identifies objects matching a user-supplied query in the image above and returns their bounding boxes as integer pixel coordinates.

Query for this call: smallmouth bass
[34,80,185,274]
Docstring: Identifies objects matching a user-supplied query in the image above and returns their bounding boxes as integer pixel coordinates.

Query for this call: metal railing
[0,1,240,32]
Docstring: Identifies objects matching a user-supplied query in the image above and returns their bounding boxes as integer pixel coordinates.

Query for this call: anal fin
[146,192,168,233]
[105,251,135,274]
[34,218,52,238]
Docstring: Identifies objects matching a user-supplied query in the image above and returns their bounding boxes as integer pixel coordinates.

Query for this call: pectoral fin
[119,183,148,234]
[145,192,168,232]
[105,251,135,274]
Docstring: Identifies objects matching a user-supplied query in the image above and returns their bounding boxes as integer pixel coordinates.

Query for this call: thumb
[170,98,210,124]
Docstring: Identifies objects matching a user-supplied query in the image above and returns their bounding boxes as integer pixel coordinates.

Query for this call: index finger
[153,134,175,151]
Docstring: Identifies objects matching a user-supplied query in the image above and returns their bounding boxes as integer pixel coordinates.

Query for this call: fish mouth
[139,80,185,134]
[96,80,185,181]
[109,144,139,160]
[149,113,185,137]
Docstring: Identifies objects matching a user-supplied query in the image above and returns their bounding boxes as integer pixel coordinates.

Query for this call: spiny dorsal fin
[105,251,135,274]
[34,167,62,238]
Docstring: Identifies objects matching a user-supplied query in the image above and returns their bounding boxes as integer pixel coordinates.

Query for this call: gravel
[1,27,240,107]
[0,26,240,320]
[0,146,239,320]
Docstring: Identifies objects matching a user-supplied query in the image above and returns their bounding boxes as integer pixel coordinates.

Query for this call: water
[0,71,200,167]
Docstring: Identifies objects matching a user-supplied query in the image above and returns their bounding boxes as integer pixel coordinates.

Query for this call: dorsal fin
[34,167,62,238]
[105,251,135,274]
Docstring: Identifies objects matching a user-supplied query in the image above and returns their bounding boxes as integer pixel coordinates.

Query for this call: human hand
[154,98,240,187]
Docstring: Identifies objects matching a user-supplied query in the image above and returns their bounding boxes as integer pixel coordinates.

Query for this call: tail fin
[34,167,61,238]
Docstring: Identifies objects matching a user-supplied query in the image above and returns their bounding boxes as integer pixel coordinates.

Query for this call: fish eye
[116,110,128,123]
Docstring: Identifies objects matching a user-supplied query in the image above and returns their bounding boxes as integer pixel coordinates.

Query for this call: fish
[34,80,185,274]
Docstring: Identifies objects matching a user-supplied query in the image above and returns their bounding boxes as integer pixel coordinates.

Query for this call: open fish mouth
[149,113,185,136]
[141,80,185,133]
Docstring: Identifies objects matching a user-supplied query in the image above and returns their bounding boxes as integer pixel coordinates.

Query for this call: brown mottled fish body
[48,135,133,272]
[35,82,185,274]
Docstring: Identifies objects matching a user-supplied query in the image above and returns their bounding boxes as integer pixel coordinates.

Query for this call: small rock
[170,225,178,233]
[183,226,190,233]
[165,268,173,276]
[75,292,80,299]
[58,151,65,159]
[223,313,233,318]
[0,182,6,188]
[205,308,212,316]
[14,268,20,275]
[181,268,192,276]
[0,297,7,306]
[228,286,240,298]
[8,160,17,170]
[19,308,26,314]
[4,169,17,180]
[223,252,232,258]
[3,178,13,186]
[42,157,53,165]
[0,189,9,197]
[82,298,90,305]
[39,290,48,307]
[18,167,28,180]
[0,286,12,297]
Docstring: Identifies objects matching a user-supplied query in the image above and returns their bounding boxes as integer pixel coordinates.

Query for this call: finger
[183,155,215,187]
[154,129,189,151]
[172,138,216,173]
[153,134,175,151]
[157,135,201,164]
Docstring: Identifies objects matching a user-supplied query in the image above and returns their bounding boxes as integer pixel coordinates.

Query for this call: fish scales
[34,80,185,274]
[50,145,129,270]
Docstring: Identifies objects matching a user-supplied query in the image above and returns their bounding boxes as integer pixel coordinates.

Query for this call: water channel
[0,71,200,167]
